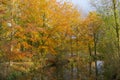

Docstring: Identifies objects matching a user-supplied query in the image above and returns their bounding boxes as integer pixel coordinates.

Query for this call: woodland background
[0,0,120,80]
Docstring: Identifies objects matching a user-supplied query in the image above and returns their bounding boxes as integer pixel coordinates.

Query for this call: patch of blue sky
[70,0,94,16]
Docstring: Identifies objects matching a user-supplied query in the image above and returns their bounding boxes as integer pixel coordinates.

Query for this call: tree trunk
[112,0,120,57]
[88,44,92,76]
[93,33,98,80]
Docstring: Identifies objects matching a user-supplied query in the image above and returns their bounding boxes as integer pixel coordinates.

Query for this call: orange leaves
[82,12,102,36]
[0,0,83,60]
[77,12,103,51]
[9,51,33,60]
[85,12,102,33]
[0,0,104,63]
[38,45,57,55]
[49,47,57,55]
[21,42,30,49]
[15,26,24,32]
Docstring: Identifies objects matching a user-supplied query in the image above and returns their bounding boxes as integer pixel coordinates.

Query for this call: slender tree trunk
[112,0,120,57]
[9,0,15,66]
[41,12,47,67]
[88,44,92,76]
[93,33,98,80]
[71,36,73,56]
[70,36,74,80]
[76,36,79,78]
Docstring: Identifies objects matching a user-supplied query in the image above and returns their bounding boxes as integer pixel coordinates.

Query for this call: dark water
[3,60,103,80]
[0,61,104,80]
[30,64,80,80]
[28,61,103,80]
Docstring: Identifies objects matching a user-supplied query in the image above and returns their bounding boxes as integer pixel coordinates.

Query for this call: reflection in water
[18,61,103,80]
[23,63,80,80]
[97,60,103,73]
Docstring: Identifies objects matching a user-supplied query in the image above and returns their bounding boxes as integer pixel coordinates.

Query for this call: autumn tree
[83,12,103,79]
[91,0,120,79]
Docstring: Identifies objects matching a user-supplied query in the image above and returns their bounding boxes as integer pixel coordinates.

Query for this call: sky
[70,0,93,16]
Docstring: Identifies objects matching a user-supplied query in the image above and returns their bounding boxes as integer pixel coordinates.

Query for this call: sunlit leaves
[0,0,103,63]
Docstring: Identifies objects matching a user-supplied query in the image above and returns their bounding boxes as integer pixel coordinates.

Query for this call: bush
[7,71,24,80]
